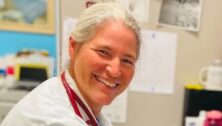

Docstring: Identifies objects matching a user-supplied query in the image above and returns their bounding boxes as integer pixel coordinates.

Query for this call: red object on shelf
[6,66,14,75]
[204,110,222,126]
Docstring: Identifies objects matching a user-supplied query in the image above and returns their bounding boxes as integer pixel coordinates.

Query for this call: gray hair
[70,2,141,57]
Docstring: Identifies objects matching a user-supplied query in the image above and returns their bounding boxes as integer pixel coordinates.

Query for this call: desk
[0,89,29,122]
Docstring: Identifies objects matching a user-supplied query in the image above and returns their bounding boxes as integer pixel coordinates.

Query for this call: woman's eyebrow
[96,45,112,51]
[124,54,137,61]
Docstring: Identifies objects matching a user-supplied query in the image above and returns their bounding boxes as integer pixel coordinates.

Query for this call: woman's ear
[69,36,76,60]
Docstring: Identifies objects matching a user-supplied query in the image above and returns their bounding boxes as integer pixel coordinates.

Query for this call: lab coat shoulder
[0,77,88,126]
[99,112,113,126]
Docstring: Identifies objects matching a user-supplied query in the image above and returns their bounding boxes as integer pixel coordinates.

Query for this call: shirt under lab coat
[0,71,112,126]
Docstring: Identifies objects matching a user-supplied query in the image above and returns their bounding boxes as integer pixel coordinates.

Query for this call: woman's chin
[95,96,115,105]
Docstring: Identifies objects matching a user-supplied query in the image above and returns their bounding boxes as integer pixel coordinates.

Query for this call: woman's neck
[84,96,102,117]
[68,68,102,118]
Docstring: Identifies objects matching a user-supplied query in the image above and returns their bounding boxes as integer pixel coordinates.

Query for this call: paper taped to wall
[130,30,178,94]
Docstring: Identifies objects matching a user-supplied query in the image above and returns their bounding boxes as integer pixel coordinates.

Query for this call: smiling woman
[0,0,55,34]
[0,2,141,126]
[69,20,137,108]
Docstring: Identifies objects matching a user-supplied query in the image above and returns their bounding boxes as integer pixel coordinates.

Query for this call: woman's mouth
[94,75,120,88]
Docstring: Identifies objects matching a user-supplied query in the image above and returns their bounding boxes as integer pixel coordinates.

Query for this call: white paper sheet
[117,0,150,22]
[130,30,177,94]
[102,90,128,123]
[61,17,77,71]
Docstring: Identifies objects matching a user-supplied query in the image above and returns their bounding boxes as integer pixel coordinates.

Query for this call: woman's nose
[106,58,121,77]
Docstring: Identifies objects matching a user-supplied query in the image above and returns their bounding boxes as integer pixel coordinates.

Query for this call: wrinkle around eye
[122,58,136,67]
[98,49,109,56]
[91,48,110,57]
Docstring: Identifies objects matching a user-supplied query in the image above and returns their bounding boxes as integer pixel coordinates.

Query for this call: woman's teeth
[96,76,118,88]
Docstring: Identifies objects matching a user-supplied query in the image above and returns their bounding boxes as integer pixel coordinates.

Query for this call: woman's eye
[122,59,134,66]
[97,49,109,56]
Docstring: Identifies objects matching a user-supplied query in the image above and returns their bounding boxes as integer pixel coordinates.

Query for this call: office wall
[61,0,222,126]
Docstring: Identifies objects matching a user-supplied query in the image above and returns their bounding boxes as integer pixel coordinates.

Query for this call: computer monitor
[19,65,48,82]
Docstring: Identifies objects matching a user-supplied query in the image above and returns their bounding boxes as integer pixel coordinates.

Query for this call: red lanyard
[61,72,98,126]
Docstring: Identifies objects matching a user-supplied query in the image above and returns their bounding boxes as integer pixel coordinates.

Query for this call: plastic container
[5,66,15,88]
[199,59,222,91]
[204,110,222,126]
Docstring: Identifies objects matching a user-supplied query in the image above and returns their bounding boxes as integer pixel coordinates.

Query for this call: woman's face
[69,21,138,107]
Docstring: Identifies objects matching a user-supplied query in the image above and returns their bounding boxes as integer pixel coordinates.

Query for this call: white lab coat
[0,71,112,126]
